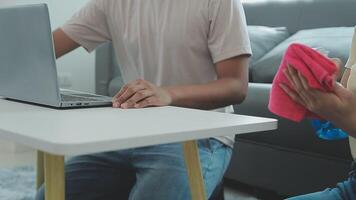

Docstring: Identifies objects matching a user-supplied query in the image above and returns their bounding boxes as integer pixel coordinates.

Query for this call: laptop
[0,4,113,108]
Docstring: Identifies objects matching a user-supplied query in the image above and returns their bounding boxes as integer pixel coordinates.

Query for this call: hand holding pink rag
[268,43,338,122]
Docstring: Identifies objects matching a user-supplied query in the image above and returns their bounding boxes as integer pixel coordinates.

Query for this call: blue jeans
[36,139,232,200]
[287,164,356,200]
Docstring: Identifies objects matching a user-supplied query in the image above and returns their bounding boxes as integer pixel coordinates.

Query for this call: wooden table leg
[44,153,65,200]
[36,151,44,189]
[183,140,207,200]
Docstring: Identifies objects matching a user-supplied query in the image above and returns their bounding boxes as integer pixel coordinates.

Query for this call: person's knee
[35,185,45,200]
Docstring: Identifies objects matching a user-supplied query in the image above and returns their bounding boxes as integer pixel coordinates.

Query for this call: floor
[0,139,265,200]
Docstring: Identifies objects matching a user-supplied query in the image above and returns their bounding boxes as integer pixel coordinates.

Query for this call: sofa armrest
[95,43,114,96]
[234,83,271,117]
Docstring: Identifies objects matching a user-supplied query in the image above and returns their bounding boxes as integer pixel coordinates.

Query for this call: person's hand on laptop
[112,79,172,109]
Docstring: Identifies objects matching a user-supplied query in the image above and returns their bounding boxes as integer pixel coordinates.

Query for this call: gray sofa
[95,0,356,198]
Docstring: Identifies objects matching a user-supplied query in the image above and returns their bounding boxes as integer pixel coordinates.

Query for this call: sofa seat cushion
[251,27,354,83]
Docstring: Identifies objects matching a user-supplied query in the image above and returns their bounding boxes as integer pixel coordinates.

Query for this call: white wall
[1,0,95,93]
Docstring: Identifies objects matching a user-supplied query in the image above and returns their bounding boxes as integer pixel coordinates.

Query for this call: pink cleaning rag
[268,43,338,122]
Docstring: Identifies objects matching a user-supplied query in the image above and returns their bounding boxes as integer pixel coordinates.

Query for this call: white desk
[0,99,277,200]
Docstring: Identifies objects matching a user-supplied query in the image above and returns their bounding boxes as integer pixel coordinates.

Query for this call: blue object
[311,119,348,140]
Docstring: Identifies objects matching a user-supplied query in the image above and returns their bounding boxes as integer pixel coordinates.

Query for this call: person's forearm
[166,78,247,110]
[53,28,80,58]
[331,109,356,138]
[346,111,356,138]
[339,68,356,137]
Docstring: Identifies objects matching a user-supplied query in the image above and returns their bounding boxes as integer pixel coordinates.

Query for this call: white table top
[0,99,277,156]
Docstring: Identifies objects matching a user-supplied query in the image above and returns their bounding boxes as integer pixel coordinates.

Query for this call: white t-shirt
[61,0,252,147]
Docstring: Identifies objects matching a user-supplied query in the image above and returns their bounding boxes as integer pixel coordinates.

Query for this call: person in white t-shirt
[36,0,252,199]
[280,28,356,200]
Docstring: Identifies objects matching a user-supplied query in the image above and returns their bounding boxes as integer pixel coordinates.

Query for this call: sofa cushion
[248,26,290,65]
[251,27,354,83]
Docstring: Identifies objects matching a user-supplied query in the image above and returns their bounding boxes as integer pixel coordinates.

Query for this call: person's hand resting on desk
[112,79,172,109]
[280,64,356,137]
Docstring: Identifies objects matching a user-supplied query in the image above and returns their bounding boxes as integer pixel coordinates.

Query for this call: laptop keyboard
[61,94,101,102]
